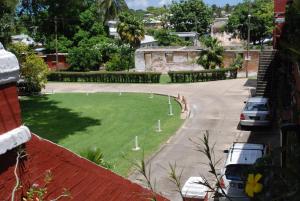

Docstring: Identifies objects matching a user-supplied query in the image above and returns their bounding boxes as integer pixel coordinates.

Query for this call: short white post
[132,136,140,151]
[86,92,89,96]
[168,95,171,105]
[168,104,174,116]
[119,91,122,96]
[156,120,162,132]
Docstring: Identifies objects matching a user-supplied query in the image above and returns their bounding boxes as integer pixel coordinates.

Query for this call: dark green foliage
[80,147,114,170]
[230,54,244,69]
[197,36,224,69]
[227,0,273,45]
[0,0,18,46]
[48,72,161,83]
[169,0,212,34]
[117,12,145,48]
[152,29,191,46]
[168,67,238,83]
[45,36,73,53]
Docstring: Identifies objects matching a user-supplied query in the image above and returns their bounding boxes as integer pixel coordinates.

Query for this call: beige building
[135,47,260,74]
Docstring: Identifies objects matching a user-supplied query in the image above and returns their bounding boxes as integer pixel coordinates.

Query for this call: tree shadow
[20,95,101,143]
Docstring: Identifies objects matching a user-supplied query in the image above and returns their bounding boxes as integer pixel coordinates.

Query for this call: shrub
[48,71,161,83]
[168,67,238,83]
[80,147,114,170]
[20,54,49,93]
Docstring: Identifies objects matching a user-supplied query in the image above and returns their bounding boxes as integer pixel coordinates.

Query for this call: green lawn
[20,93,183,176]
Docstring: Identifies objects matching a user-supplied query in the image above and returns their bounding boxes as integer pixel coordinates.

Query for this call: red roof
[0,134,168,201]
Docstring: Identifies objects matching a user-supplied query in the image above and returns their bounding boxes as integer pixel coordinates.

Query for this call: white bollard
[119,91,122,96]
[156,120,162,132]
[132,136,141,151]
[86,92,89,96]
[168,104,174,116]
[168,95,171,105]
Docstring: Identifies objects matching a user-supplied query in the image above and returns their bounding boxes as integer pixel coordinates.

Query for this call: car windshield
[225,164,251,181]
[245,102,268,111]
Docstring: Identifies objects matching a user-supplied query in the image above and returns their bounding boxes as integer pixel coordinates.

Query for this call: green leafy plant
[21,54,49,93]
[197,36,224,69]
[80,147,114,170]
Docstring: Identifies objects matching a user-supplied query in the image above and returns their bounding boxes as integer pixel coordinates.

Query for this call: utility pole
[245,14,251,78]
[54,16,58,69]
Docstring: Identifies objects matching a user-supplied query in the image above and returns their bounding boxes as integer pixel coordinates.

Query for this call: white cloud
[158,0,171,6]
[126,0,150,10]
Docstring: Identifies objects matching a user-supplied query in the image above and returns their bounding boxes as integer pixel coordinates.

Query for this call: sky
[126,0,244,10]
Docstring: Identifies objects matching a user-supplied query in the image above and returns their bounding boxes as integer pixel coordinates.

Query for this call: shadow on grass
[20,96,101,143]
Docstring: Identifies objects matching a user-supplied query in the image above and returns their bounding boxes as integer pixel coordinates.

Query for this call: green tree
[98,0,128,21]
[169,0,212,35]
[21,54,49,92]
[227,0,273,45]
[152,29,191,46]
[8,42,31,64]
[117,12,145,48]
[105,43,134,71]
[0,0,18,46]
[67,37,105,71]
[197,36,224,69]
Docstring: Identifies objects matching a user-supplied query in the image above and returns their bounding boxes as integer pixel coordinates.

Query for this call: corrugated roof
[0,134,168,201]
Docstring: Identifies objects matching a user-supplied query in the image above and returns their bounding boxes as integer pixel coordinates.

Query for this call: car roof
[247,97,268,103]
[225,143,265,166]
[181,177,208,199]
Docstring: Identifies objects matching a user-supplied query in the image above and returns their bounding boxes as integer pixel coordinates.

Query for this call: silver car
[218,143,267,201]
[240,97,271,127]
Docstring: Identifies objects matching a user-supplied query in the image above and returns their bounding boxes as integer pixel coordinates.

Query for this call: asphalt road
[44,78,279,201]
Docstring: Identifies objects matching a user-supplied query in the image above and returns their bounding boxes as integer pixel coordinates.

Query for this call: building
[11,34,38,46]
[0,43,168,201]
[135,46,260,74]
[170,32,200,46]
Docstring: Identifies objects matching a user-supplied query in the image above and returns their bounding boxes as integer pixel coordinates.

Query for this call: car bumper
[240,120,270,126]
[218,196,250,201]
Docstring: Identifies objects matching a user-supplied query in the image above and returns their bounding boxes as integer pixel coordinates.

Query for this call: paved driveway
[44,79,278,201]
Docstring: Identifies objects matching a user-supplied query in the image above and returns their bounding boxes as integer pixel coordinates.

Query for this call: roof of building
[137,46,202,52]
[141,35,157,44]
[0,134,168,201]
[170,32,199,37]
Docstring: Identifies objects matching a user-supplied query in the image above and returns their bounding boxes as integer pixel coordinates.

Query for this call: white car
[181,177,208,201]
[240,97,271,127]
[218,143,267,201]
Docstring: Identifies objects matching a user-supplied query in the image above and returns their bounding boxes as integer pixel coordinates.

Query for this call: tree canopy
[227,0,273,44]
[169,0,212,35]
[117,12,145,48]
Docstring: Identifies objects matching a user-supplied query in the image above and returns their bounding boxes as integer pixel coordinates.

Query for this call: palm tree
[97,0,128,21]
[117,12,145,48]
[197,37,224,69]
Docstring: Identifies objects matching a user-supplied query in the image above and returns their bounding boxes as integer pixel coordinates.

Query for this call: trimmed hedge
[47,71,161,83]
[168,67,238,83]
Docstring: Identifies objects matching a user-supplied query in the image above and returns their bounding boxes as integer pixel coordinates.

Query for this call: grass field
[20,93,183,176]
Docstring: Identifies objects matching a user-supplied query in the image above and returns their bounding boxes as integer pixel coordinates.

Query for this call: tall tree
[98,0,128,21]
[169,0,212,35]
[226,0,273,45]
[117,12,145,48]
[0,0,18,46]
[197,36,224,69]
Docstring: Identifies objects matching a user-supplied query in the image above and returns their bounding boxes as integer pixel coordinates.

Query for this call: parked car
[240,97,271,127]
[181,177,208,201]
[218,143,267,201]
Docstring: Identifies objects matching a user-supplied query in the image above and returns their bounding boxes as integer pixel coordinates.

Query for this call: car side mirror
[223,150,229,153]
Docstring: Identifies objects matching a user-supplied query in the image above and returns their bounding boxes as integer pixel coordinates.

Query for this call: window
[165,53,173,63]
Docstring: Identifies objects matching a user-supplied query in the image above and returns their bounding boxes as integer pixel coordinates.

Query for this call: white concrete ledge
[0,126,31,155]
